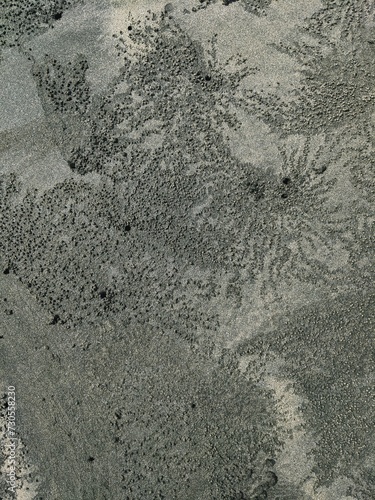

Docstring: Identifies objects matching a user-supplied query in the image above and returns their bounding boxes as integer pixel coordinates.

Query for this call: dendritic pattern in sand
[0,1,374,499]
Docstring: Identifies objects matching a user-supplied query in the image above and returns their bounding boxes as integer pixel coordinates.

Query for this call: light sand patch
[0,50,44,133]
[0,119,72,194]
[0,394,39,499]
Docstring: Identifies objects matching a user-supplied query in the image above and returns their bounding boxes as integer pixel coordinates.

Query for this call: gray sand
[0,1,374,499]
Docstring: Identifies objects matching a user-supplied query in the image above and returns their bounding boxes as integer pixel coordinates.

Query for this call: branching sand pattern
[0,1,374,499]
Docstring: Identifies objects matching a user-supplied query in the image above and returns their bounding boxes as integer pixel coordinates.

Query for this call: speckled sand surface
[0,1,374,499]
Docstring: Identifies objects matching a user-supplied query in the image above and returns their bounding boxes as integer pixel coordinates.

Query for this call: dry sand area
[0,1,374,499]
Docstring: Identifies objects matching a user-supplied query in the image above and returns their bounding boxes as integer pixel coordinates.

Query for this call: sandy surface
[1,0,374,498]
